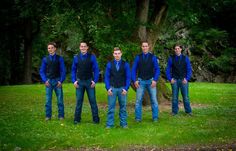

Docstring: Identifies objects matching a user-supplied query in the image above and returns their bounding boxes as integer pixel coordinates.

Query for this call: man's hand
[74,81,79,88]
[151,80,157,88]
[134,81,140,89]
[108,88,113,96]
[170,78,176,84]
[182,78,188,84]
[121,89,127,95]
[57,81,62,88]
[45,80,50,87]
[91,81,96,88]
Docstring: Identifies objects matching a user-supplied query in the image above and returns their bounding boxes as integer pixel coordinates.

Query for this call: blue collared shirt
[104,60,131,91]
[131,52,160,82]
[166,54,192,81]
[71,53,99,83]
[39,54,66,83]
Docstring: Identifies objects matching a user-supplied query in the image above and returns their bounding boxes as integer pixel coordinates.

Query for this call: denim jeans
[74,79,100,123]
[171,79,192,114]
[45,78,64,118]
[106,87,127,127]
[135,78,159,121]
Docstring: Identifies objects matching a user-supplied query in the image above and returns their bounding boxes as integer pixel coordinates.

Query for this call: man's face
[141,42,149,54]
[174,46,182,56]
[80,43,88,54]
[113,50,122,61]
[47,45,56,55]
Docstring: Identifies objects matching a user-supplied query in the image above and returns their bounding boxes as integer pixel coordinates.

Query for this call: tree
[0,0,24,85]
[1,0,234,86]
[14,0,50,84]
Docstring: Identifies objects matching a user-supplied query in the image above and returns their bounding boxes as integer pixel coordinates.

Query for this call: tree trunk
[134,0,170,105]
[135,0,149,41]
[10,43,21,84]
[23,19,33,84]
[147,0,168,50]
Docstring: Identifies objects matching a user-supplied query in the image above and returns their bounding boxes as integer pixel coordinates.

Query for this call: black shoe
[74,121,80,125]
[59,117,64,121]
[186,112,193,116]
[153,119,158,123]
[121,125,128,129]
[93,117,100,124]
[45,117,51,121]
[106,126,112,129]
[93,121,99,124]
[171,112,177,116]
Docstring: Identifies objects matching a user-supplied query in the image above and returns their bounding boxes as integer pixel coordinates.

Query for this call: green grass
[0,83,236,150]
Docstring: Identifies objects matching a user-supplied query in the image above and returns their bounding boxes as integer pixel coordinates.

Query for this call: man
[104,47,131,128]
[166,44,192,116]
[39,42,66,121]
[71,42,100,124]
[131,41,160,122]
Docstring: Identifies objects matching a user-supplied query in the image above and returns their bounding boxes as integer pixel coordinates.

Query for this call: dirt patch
[49,141,236,151]
[98,101,208,112]
[128,141,236,151]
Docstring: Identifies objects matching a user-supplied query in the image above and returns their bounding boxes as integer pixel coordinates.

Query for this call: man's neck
[115,59,121,62]
[81,52,87,55]
[176,53,181,56]
[50,53,56,56]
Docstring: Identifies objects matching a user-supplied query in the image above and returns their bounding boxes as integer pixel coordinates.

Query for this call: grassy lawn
[0,82,236,150]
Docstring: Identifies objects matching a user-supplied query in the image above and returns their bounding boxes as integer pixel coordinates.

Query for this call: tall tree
[0,0,23,85]
[14,0,50,84]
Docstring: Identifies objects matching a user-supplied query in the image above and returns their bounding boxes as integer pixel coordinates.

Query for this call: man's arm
[59,57,66,83]
[166,57,173,82]
[185,56,192,81]
[104,62,111,91]
[91,55,100,83]
[152,56,160,82]
[131,56,139,82]
[39,57,47,83]
[71,56,78,83]
[124,62,131,91]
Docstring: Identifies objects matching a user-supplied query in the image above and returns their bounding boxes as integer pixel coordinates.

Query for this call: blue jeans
[171,79,192,114]
[74,79,99,123]
[106,87,127,127]
[135,78,159,121]
[45,78,64,118]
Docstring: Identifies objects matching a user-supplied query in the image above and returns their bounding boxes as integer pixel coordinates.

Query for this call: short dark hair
[174,44,183,49]
[113,47,122,52]
[80,41,88,46]
[47,42,57,48]
[141,41,149,45]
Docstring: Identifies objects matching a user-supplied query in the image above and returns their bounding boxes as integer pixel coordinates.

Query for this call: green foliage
[14,0,51,19]
[0,83,236,150]
[157,0,236,77]
[207,47,236,73]
[188,28,236,73]
[1,0,236,84]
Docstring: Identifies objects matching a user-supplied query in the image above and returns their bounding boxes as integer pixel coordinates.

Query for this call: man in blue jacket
[40,42,66,121]
[132,41,160,122]
[166,44,192,116]
[104,47,131,128]
[71,42,100,124]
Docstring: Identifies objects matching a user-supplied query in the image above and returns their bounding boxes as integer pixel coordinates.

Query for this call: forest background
[0,0,235,85]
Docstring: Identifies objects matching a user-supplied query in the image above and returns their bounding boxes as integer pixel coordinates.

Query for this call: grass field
[0,82,236,150]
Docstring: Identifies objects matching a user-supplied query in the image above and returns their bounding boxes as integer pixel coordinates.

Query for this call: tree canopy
[0,0,235,85]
